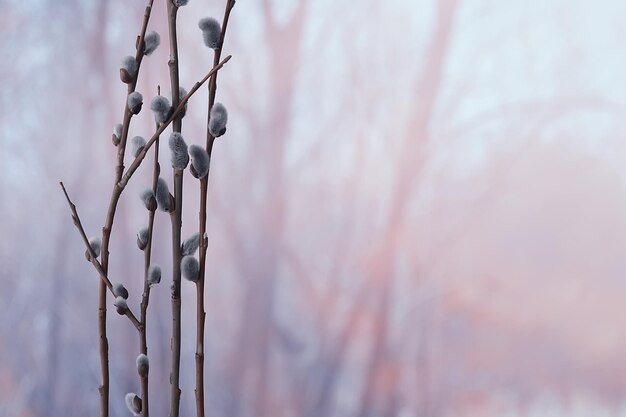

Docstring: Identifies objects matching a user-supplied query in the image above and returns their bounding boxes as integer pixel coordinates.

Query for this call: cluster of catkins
[85,235,161,316]
[111,22,228,173]
[138,182,203,282]
[107,8,230,415]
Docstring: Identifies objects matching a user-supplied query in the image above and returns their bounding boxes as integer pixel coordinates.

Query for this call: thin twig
[196,2,236,416]
[59,182,142,331]
[117,0,155,168]
[94,2,155,416]
[139,102,162,417]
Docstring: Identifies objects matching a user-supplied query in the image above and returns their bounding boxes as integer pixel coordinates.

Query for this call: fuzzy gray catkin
[188,145,210,179]
[121,56,138,77]
[112,123,122,146]
[113,283,129,299]
[198,17,221,49]
[127,91,143,114]
[179,86,188,117]
[130,136,146,157]
[155,177,171,212]
[114,296,128,315]
[88,237,101,258]
[125,393,142,416]
[137,226,149,250]
[175,0,189,6]
[143,31,160,55]
[168,132,189,170]
[148,264,161,285]
[181,255,199,282]
[136,354,149,377]
[209,103,228,137]
[140,188,156,211]
[150,95,171,124]
[181,232,200,256]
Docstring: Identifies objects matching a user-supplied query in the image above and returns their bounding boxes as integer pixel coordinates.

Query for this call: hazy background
[2,0,626,416]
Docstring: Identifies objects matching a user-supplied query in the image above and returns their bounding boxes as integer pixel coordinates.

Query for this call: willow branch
[138,107,162,417]
[166,2,183,417]
[91,2,156,416]
[195,2,236,416]
[117,0,155,170]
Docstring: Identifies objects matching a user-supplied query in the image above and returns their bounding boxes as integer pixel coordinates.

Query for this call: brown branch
[59,182,142,331]
[91,2,156,415]
[166,2,183,417]
[117,0,155,168]
[138,105,162,417]
[196,2,235,416]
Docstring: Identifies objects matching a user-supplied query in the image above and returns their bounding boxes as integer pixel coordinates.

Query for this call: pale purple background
[1,0,626,416]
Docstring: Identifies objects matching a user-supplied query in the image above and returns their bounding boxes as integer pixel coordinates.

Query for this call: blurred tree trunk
[224,1,308,416]
[356,1,460,415]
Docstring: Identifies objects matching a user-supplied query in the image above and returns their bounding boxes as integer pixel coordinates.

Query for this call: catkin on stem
[178,87,188,117]
[181,232,200,256]
[125,393,142,416]
[112,123,123,146]
[137,226,149,250]
[198,17,221,49]
[87,237,101,259]
[209,103,228,137]
[188,145,210,179]
[127,92,143,115]
[148,264,161,286]
[168,132,189,170]
[156,177,172,212]
[143,31,160,55]
[181,255,199,282]
[131,136,146,158]
[113,283,129,299]
[114,296,128,315]
[120,56,138,83]
[140,188,157,211]
[136,353,149,377]
[150,95,171,124]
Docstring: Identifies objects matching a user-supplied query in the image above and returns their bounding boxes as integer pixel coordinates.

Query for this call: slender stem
[139,117,160,417]
[196,2,235,416]
[93,2,155,415]
[166,2,183,417]
[169,170,184,417]
[97,281,109,417]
